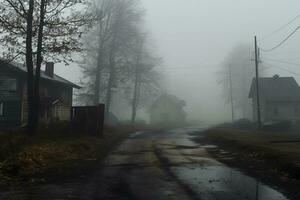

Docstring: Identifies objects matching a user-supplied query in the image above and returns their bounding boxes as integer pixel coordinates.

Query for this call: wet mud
[0,127,294,200]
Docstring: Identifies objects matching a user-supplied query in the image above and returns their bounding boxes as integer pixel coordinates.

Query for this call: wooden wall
[0,68,22,127]
[0,63,75,128]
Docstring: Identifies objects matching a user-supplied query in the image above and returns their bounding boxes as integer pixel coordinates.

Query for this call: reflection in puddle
[172,165,289,200]
[200,144,218,149]
[129,131,145,138]
[169,126,209,137]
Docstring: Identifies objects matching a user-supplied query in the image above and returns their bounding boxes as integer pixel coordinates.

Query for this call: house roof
[0,59,80,89]
[150,93,186,109]
[249,75,300,101]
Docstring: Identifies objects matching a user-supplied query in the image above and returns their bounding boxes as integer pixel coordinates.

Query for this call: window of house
[0,78,17,92]
[0,102,3,116]
[0,79,5,91]
[7,79,17,92]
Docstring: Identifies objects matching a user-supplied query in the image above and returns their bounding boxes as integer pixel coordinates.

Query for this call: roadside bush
[233,119,255,130]
[217,119,255,130]
[38,121,71,135]
[0,124,139,183]
[0,133,27,160]
[262,120,292,132]
[2,136,105,177]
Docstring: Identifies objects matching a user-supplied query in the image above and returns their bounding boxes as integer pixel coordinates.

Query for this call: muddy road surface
[0,127,291,200]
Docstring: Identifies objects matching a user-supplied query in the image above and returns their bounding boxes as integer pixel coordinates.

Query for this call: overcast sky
[56,0,300,123]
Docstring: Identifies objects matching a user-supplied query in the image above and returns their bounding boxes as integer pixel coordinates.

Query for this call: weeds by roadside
[0,125,138,186]
[203,128,300,178]
[196,128,300,199]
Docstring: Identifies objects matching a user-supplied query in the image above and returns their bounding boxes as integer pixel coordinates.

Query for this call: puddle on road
[129,131,145,138]
[172,165,289,200]
[199,144,218,149]
[169,126,210,134]
[155,131,290,200]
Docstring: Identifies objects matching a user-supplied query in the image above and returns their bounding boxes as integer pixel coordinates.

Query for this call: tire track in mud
[153,145,202,200]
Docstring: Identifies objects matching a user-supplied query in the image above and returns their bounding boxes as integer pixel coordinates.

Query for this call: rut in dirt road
[84,127,290,200]
[0,127,293,200]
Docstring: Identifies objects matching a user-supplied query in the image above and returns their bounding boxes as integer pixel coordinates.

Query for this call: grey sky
[55,0,300,123]
[140,0,300,123]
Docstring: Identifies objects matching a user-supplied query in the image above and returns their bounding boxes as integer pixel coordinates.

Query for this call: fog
[54,0,300,124]
[1,1,300,197]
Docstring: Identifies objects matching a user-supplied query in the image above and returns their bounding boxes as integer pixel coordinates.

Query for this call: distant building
[249,75,300,122]
[0,59,80,128]
[149,93,186,126]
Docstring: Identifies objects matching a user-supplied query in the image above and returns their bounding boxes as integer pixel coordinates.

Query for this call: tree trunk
[94,20,106,106]
[34,0,46,127]
[94,49,102,105]
[105,33,117,117]
[131,39,144,124]
[105,58,114,116]
[26,0,35,134]
[131,59,141,124]
[131,79,138,123]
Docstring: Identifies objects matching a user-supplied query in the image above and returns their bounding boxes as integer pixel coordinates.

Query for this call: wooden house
[149,93,186,126]
[0,59,80,128]
[249,75,300,123]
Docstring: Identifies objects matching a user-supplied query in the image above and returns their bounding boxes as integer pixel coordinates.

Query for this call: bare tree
[25,0,35,133]
[218,44,265,119]
[129,34,161,123]
[90,0,114,105]
[77,0,162,122]
[103,0,144,116]
[78,1,142,105]
[0,0,90,133]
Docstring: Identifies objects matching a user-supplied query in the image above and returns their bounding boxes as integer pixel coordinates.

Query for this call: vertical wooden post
[255,36,262,128]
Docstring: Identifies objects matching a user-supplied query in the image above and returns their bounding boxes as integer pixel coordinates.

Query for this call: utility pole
[229,64,235,123]
[254,36,262,128]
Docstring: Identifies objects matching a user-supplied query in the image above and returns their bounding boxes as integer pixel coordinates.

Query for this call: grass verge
[197,128,300,198]
[0,125,138,186]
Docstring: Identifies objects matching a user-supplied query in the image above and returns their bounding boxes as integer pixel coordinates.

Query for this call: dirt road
[0,127,291,200]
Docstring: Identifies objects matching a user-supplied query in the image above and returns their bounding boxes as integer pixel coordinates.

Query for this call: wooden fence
[71,104,105,136]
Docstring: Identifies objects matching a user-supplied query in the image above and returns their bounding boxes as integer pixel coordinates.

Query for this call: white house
[249,75,300,122]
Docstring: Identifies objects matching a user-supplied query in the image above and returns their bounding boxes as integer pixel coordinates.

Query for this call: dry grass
[0,125,138,184]
[207,129,300,156]
[205,128,300,178]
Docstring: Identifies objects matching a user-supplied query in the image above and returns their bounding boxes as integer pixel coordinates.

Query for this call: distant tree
[0,0,90,133]
[77,0,162,122]
[78,0,161,116]
[103,0,145,116]
[85,0,115,105]
[218,44,263,119]
[129,34,161,123]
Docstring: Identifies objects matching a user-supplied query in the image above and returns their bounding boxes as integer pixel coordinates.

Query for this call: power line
[262,57,300,66]
[260,25,300,52]
[259,14,300,41]
[263,50,300,56]
[263,63,300,76]
[158,67,207,71]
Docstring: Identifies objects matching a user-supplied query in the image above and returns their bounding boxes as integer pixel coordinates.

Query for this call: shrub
[233,118,255,130]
